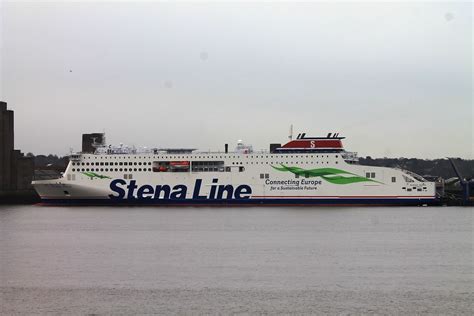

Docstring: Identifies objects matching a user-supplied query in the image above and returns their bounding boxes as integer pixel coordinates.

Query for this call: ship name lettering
[109,179,251,200]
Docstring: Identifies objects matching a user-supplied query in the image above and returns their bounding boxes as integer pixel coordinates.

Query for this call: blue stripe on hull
[39,198,439,206]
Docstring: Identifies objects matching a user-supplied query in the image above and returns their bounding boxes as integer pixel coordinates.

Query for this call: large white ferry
[33,133,438,206]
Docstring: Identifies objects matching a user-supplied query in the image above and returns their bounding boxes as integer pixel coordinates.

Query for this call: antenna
[289,124,293,140]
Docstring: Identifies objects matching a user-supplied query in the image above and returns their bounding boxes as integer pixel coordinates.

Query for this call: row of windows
[73,160,339,168]
[235,161,336,165]
[77,155,339,164]
[71,167,248,173]
[72,162,152,166]
[80,154,340,160]
[72,168,151,172]
[402,186,427,192]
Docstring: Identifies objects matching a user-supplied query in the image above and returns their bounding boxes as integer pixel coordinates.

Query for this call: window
[260,174,264,179]
[239,166,245,172]
[265,173,269,179]
[371,172,375,178]
[366,172,370,178]
[191,161,224,172]
[392,177,396,183]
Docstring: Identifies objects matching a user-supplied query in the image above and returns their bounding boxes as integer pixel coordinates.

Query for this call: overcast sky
[1,1,472,158]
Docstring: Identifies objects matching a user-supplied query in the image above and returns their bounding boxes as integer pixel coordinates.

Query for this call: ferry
[32,133,438,206]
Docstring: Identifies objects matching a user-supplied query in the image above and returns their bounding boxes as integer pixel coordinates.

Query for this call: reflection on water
[1,206,472,314]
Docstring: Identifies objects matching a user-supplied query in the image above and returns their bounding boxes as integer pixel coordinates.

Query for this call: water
[1,206,472,314]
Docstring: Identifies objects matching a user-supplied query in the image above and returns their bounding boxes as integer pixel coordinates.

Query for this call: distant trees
[32,154,69,171]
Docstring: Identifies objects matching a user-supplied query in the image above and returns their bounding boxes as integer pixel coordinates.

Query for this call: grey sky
[1,1,472,158]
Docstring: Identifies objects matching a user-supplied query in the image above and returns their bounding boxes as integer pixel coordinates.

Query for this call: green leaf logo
[271,165,382,185]
[82,172,111,179]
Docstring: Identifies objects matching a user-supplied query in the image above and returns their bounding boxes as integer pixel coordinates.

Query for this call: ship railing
[395,168,428,182]
[341,151,359,163]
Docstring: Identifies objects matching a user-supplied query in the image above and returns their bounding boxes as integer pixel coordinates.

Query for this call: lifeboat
[170,161,190,166]
[170,161,190,169]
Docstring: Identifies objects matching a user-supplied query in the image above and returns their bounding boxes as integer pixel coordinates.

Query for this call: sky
[0,1,472,158]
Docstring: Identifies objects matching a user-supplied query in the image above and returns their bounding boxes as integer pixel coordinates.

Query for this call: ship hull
[37,197,438,206]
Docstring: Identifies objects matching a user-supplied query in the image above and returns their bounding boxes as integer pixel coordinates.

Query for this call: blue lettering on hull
[109,179,252,201]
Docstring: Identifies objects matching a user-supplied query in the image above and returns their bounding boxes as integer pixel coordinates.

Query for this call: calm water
[1,205,472,315]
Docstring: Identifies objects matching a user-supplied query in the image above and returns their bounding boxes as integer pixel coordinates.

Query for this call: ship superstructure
[32,133,437,206]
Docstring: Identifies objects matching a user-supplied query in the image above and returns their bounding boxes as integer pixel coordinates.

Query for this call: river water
[1,205,472,314]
